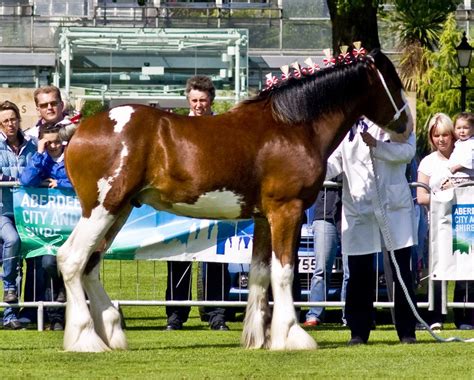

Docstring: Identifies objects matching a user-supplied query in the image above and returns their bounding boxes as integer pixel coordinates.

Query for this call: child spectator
[448,112,474,184]
[20,122,71,331]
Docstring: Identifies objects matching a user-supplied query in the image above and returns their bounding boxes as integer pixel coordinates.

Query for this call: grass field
[1,261,473,379]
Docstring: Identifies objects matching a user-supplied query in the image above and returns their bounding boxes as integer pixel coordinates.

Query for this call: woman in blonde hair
[417,113,456,203]
[416,112,455,331]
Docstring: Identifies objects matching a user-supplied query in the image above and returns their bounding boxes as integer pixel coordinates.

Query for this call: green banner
[14,187,80,258]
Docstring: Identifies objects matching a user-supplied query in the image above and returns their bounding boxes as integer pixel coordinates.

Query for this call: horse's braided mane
[239,49,391,125]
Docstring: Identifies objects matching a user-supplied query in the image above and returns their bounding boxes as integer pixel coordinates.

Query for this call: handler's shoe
[165,321,182,331]
[347,336,365,346]
[210,322,229,331]
[400,337,417,344]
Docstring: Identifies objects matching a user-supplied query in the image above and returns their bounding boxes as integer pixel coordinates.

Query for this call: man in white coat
[326,117,418,345]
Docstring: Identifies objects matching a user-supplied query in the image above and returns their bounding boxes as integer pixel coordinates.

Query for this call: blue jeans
[0,215,20,323]
[307,219,345,322]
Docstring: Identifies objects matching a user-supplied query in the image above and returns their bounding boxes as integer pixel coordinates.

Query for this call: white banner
[430,186,474,280]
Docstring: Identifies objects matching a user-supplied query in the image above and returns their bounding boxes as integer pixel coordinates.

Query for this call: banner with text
[13,187,253,263]
[430,186,474,280]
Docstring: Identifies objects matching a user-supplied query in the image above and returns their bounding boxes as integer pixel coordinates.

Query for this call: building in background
[0,0,472,114]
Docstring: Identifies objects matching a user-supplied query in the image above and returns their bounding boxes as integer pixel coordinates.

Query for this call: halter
[376,69,409,122]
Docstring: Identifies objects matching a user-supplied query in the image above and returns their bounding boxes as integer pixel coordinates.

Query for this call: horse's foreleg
[82,206,131,350]
[242,218,272,349]
[57,207,116,352]
[268,202,317,351]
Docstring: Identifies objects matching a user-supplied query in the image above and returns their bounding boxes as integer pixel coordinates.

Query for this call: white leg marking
[57,206,117,352]
[270,253,317,350]
[83,264,127,350]
[109,106,134,133]
[242,259,271,349]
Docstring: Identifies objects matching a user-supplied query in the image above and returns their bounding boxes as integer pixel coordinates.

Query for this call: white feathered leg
[269,253,317,350]
[57,207,116,352]
[241,259,271,349]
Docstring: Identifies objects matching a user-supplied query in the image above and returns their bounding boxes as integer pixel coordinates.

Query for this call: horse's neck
[312,113,355,160]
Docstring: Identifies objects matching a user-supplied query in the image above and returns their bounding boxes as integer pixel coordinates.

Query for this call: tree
[416,13,465,156]
[382,0,461,91]
[326,0,380,53]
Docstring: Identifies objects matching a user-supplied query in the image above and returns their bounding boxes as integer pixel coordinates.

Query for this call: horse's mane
[240,49,396,125]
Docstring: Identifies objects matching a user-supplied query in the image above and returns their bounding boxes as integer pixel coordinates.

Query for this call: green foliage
[335,0,379,13]
[80,100,107,119]
[382,0,460,50]
[416,13,463,156]
[213,100,235,114]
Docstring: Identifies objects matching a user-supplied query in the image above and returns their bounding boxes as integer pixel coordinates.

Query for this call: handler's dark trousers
[346,247,417,342]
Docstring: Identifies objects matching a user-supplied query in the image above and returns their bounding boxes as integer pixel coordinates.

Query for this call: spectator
[20,85,69,326]
[326,117,418,345]
[304,176,347,327]
[416,113,456,330]
[450,112,474,330]
[448,112,474,184]
[20,123,71,331]
[25,86,67,142]
[165,75,230,331]
[0,100,36,329]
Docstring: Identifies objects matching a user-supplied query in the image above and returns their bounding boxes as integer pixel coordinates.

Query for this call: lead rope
[368,147,474,343]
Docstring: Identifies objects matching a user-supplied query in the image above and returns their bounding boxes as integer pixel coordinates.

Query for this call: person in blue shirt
[20,122,72,331]
[0,100,36,330]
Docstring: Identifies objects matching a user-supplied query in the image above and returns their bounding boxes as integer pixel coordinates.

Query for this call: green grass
[2,260,473,379]
[1,316,474,379]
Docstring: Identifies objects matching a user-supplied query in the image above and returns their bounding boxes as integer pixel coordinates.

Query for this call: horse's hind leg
[242,218,272,349]
[82,205,132,350]
[268,202,317,350]
[57,206,117,352]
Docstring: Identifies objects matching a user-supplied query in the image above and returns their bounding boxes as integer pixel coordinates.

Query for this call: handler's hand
[361,131,377,147]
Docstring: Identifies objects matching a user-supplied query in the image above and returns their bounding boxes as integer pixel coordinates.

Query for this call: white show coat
[326,120,418,255]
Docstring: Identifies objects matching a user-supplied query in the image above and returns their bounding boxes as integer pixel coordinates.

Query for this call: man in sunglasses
[25,85,66,141]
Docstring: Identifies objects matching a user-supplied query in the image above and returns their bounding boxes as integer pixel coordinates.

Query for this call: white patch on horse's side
[269,252,317,350]
[171,190,243,219]
[242,259,271,349]
[96,142,129,205]
[109,106,134,133]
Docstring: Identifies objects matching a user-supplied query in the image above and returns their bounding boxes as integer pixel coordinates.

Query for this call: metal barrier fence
[0,181,473,331]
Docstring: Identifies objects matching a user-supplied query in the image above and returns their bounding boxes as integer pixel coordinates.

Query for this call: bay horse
[57,48,412,352]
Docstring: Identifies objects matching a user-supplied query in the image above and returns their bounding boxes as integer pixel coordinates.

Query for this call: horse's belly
[170,190,243,219]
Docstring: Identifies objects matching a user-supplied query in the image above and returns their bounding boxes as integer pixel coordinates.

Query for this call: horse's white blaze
[242,259,271,349]
[97,142,129,205]
[269,252,317,350]
[109,106,134,133]
[171,190,243,219]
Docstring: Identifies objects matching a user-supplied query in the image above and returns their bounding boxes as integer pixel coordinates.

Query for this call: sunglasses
[38,100,60,109]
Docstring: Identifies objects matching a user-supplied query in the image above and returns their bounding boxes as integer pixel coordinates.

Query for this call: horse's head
[364,49,413,141]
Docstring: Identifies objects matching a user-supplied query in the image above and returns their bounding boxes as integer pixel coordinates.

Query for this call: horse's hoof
[64,328,111,353]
